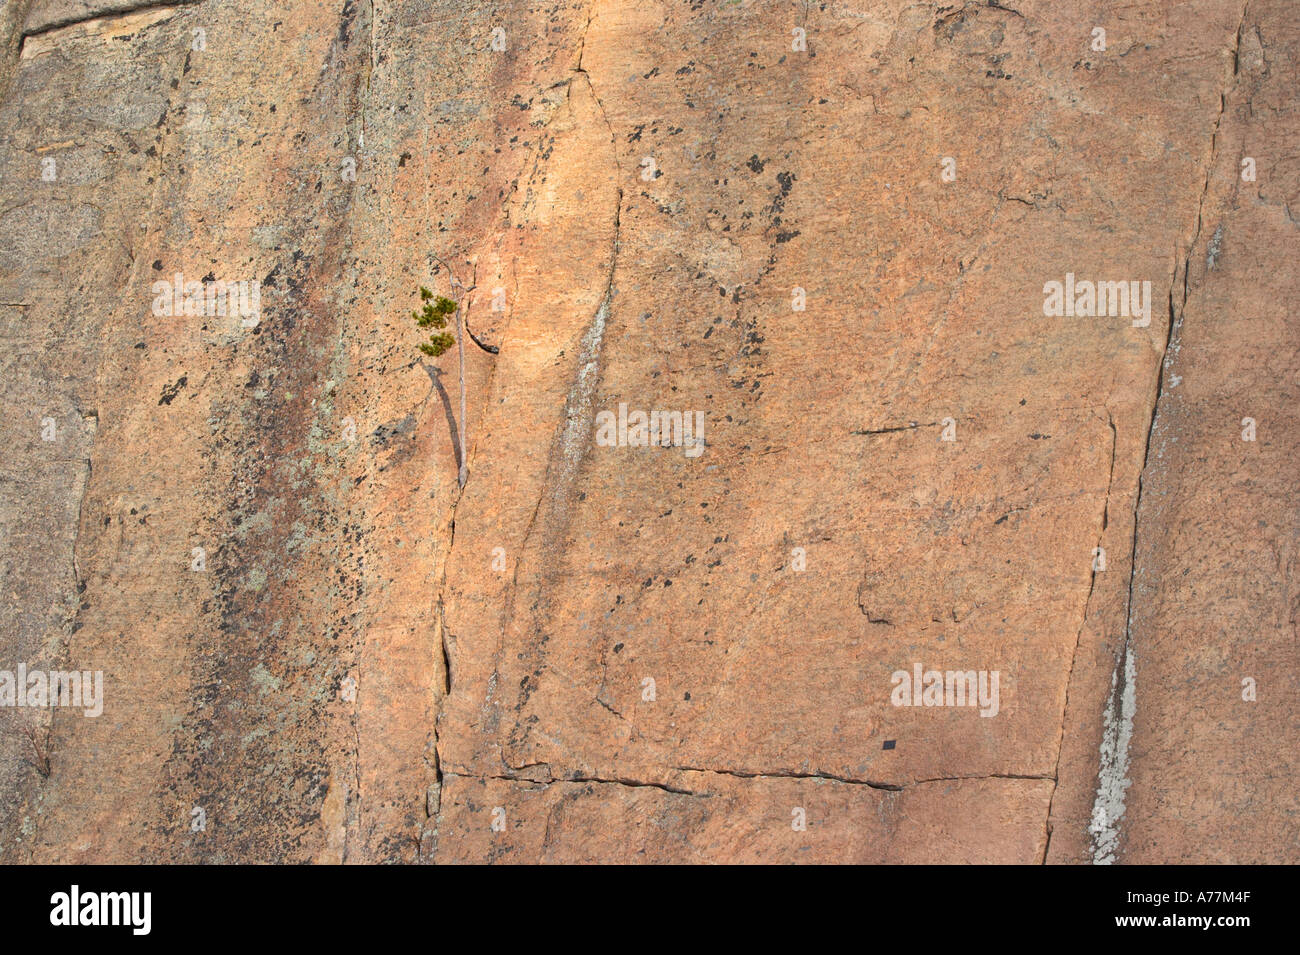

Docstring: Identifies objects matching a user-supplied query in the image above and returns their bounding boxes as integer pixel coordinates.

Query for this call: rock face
[0,0,1294,864]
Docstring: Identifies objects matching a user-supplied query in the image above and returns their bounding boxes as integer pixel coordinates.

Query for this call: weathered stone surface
[0,0,1294,863]
[436,773,1051,864]
[1109,0,1300,863]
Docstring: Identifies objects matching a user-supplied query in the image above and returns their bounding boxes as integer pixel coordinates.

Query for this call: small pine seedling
[411,285,457,357]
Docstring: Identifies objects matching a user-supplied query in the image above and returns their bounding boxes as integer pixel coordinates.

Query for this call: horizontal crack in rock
[451,771,707,798]
[22,0,197,38]
[675,765,904,792]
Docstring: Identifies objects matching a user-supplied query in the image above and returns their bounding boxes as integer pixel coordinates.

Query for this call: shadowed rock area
[0,0,1294,863]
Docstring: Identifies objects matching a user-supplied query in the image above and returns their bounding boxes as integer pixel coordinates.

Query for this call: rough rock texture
[0,0,1294,863]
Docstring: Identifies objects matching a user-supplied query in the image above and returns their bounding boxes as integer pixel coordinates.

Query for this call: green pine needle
[407,285,456,359]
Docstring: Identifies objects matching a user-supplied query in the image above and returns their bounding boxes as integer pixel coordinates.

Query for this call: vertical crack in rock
[433,193,622,801]
[431,263,499,761]
[348,675,363,863]
[431,481,464,817]
[1043,406,1116,862]
[69,456,92,597]
[1089,3,1249,865]
[493,188,622,770]
[358,0,375,156]
[432,5,624,827]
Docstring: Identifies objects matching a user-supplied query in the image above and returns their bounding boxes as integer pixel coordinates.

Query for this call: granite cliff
[0,0,1295,863]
